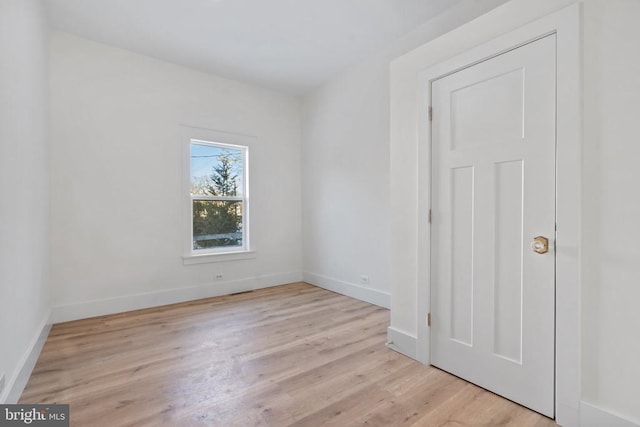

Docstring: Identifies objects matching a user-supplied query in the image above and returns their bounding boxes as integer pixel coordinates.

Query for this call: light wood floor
[20,282,557,426]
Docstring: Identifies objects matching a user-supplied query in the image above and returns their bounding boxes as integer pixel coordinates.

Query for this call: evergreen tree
[193,151,242,248]
[207,154,237,197]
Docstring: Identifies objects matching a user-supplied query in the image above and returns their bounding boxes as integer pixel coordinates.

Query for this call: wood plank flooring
[20,282,557,426]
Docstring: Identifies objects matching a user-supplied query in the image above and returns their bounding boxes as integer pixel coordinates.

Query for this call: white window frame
[182,126,255,265]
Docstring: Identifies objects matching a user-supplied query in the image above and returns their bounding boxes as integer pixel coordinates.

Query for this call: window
[189,139,249,254]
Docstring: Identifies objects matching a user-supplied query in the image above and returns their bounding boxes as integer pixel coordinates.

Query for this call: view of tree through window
[190,141,247,251]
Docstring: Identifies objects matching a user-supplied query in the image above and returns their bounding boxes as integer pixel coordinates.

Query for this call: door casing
[415,5,581,426]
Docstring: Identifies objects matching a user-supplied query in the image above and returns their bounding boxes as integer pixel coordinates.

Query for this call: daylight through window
[190,140,248,253]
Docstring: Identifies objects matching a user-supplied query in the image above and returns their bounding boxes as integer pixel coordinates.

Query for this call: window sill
[183,250,256,265]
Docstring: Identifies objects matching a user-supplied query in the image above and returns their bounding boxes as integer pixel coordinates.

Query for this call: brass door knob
[532,236,549,254]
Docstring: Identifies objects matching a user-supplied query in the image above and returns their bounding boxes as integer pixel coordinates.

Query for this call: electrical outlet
[215,274,224,281]
[360,275,369,285]
[0,373,5,395]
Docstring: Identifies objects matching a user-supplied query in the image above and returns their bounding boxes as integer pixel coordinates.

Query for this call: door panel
[430,35,556,417]
[451,68,524,150]
[493,159,524,363]
[450,165,474,346]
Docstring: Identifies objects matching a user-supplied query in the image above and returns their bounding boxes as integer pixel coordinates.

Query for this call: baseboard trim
[1,311,51,404]
[302,271,390,309]
[580,401,640,427]
[386,326,417,360]
[50,271,302,323]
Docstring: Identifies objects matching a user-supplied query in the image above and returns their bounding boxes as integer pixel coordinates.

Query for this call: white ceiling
[46,0,465,94]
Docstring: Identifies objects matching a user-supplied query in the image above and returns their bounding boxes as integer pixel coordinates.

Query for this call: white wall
[581,0,640,423]
[0,0,50,402]
[301,0,509,308]
[49,32,302,320]
[389,0,640,425]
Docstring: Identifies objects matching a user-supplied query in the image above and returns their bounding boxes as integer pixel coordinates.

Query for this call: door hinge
[427,313,431,327]
[428,209,432,224]
[428,106,433,121]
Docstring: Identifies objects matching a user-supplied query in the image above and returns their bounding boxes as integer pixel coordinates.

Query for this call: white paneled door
[430,35,556,417]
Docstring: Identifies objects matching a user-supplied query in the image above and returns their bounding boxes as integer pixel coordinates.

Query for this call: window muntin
[190,140,248,253]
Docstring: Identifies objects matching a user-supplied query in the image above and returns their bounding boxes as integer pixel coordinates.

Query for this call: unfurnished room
[1,0,639,426]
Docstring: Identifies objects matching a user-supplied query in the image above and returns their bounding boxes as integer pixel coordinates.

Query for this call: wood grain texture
[20,282,557,426]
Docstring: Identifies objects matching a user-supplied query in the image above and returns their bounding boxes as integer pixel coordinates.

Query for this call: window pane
[192,200,243,250]
[190,143,244,197]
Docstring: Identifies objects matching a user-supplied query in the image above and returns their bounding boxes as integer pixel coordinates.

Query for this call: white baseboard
[50,271,302,324]
[386,326,417,360]
[580,401,640,427]
[302,271,391,309]
[1,311,51,404]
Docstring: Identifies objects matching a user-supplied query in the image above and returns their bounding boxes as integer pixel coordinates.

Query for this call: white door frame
[416,5,580,425]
